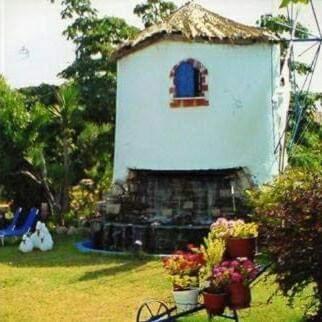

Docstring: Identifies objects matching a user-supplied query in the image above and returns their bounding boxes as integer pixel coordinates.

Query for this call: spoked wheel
[136,299,171,322]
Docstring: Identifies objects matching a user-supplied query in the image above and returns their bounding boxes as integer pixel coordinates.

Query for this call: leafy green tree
[252,7,322,320]
[51,0,179,193]
[290,124,322,169]
[0,77,77,220]
[280,0,310,8]
[258,14,309,55]
[49,1,139,204]
[50,83,113,219]
[49,84,81,217]
[19,84,58,108]
[1,0,138,222]
[58,0,138,124]
[134,0,177,27]
[0,76,56,214]
[248,168,322,321]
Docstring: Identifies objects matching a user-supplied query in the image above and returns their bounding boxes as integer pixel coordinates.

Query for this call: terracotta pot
[173,288,199,312]
[203,291,227,315]
[226,237,256,260]
[228,283,251,309]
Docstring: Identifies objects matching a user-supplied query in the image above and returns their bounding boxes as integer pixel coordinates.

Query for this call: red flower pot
[228,283,251,309]
[203,292,227,315]
[226,237,256,260]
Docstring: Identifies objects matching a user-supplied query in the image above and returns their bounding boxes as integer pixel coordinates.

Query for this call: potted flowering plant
[163,245,205,312]
[202,266,229,315]
[199,233,227,315]
[211,218,258,260]
[218,258,259,309]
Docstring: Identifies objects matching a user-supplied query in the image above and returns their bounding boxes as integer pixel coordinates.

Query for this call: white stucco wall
[114,40,282,184]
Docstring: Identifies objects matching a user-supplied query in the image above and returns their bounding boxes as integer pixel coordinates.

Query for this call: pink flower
[217,218,228,225]
[211,218,229,229]
[213,268,220,275]
[228,267,235,274]
[228,220,235,226]
[231,260,240,268]
[221,261,230,267]
[231,272,243,283]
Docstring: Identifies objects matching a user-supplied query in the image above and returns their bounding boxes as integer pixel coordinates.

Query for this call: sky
[0,0,321,91]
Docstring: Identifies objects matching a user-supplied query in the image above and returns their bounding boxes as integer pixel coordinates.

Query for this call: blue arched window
[174,62,201,98]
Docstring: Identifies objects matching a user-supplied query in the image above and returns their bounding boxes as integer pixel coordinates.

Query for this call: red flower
[162,249,205,275]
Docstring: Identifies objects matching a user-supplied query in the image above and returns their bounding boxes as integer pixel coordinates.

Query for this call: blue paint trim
[75,240,169,258]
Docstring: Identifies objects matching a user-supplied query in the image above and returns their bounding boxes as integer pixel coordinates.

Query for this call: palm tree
[50,83,80,222]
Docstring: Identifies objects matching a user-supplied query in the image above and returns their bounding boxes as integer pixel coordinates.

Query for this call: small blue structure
[0,208,38,246]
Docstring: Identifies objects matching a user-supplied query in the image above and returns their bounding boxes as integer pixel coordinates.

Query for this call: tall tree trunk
[61,134,70,225]
[19,170,59,218]
[43,179,59,218]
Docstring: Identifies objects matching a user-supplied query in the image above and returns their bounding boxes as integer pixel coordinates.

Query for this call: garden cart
[136,263,271,322]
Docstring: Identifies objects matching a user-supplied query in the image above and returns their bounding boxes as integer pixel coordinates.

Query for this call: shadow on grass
[77,261,143,282]
[0,234,151,271]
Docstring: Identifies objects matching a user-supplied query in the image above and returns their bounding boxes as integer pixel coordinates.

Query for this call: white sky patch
[0,0,5,74]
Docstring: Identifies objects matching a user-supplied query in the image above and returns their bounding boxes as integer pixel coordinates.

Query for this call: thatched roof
[114,1,278,60]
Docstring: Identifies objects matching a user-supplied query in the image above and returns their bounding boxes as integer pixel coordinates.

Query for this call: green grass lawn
[0,235,309,322]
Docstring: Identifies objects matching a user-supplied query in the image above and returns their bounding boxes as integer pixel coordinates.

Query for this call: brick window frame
[169,58,209,108]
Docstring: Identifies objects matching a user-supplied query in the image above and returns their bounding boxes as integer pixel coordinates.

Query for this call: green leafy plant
[58,0,138,124]
[200,236,226,284]
[1,0,138,223]
[70,179,100,219]
[47,1,138,207]
[0,76,113,224]
[170,275,199,291]
[134,0,177,27]
[280,0,309,8]
[0,76,57,214]
[258,14,309,40]
[247,168,322,320]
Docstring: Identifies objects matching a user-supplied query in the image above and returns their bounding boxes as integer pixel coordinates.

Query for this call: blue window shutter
[175,62,195,97]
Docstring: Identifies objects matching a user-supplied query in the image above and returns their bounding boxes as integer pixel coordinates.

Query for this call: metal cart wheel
[136,299,171,322]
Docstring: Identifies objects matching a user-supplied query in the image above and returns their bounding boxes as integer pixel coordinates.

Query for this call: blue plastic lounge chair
[0,208,39,246]
[0,207,22,235]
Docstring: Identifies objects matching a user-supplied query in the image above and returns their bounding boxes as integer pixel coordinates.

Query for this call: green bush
[247,168,322,320]
[69,168,112,222]
[70,179,99,219]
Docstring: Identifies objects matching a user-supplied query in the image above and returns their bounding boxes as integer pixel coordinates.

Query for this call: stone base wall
[94,168,253,253]
[103,223,209,253]
[101,168,253,225]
